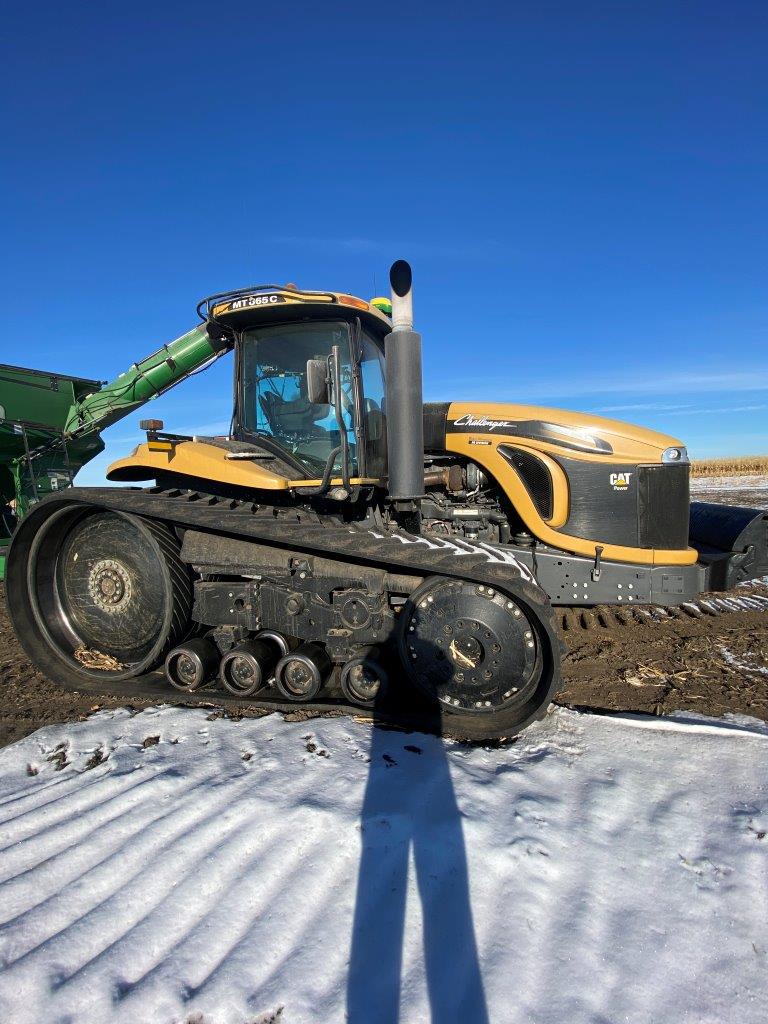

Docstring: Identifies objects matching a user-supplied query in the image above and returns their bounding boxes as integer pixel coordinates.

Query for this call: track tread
[6,488,564,740]
[142,519,194,666]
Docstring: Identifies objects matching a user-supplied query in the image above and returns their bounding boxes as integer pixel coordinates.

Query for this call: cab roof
[198,285,392,336]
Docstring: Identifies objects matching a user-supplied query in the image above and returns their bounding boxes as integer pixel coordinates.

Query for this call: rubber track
[25,486,555,610]
[8,487,565,740]
[142,518,194,661]
[558,592,768,640]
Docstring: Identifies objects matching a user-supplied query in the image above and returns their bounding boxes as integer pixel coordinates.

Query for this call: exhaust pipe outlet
[219,639,279,697]
[165,638,220,692]
[385,260,424,507]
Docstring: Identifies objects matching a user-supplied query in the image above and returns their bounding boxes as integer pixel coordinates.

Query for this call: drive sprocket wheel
[13,504,192,683]
[397,575,561,738]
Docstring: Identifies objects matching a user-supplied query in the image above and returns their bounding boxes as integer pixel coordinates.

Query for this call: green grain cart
[0,329,226,578]
[0,365,105,577]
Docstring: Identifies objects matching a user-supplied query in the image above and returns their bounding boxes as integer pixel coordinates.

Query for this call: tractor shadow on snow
[346,651,490,1024]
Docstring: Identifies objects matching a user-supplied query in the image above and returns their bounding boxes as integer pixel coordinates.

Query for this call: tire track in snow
[115,806,354,1020]
[0,763,200,883]
[0,761,182,856]
[0,757,112,814]
[0,770,254,970]
[50,804,294,1007]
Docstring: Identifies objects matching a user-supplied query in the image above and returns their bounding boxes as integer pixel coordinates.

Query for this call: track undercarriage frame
[6,487,564,740]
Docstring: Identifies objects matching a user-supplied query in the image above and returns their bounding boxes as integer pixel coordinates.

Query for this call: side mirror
[306,358,329,404]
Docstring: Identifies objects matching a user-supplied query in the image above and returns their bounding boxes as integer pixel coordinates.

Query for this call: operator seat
[261,379,330,435]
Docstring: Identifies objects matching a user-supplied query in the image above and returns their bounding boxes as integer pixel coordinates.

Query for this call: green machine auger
[0,326,225,578]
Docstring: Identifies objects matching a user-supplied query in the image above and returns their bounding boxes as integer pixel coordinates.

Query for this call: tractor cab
[201,285,393,482]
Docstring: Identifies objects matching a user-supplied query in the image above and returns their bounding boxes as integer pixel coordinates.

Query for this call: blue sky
[2,1,766,484]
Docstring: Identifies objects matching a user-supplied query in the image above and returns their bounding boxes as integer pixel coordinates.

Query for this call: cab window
[240,321,357,476]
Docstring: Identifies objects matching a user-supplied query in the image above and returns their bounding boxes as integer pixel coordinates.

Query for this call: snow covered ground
[0,706,766,1024]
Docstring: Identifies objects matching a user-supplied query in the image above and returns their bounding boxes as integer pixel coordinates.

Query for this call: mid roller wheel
[219,638,281,697]
[340,649,388,708]
[274,642,330,702]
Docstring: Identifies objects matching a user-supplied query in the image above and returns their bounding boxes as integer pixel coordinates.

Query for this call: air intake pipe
[385,260,424,520]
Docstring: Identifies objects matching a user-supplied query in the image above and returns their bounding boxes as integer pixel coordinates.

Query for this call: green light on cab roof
[370,296,392,316]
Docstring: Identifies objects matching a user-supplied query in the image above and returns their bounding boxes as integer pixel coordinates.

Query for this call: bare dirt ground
[1,475,766,748]
[557,583,768,720]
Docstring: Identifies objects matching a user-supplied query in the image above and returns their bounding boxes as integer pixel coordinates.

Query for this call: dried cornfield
[691,455,768,477]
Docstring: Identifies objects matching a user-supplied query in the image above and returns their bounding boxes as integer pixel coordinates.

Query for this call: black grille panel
[638,464,690,549]
[499,445,554,520]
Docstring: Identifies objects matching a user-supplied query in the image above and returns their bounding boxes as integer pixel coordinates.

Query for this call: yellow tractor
[5,262,767,738]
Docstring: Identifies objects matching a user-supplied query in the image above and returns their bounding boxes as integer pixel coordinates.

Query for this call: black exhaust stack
[385,260,424,527]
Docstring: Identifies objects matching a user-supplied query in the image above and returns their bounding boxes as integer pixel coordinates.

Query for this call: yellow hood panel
[107,440,381,492]
[446,402,684,462]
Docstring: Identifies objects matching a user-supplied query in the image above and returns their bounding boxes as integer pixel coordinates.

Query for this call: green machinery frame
[0,327,223,579]
[0,364,107,577]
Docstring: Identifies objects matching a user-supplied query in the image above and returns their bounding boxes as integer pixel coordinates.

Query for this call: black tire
[6,501,192,691]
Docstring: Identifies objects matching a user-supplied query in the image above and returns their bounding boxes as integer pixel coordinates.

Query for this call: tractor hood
[438,402,686,464]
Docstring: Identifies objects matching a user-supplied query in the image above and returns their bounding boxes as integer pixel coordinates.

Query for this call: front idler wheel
[274,642,330,702]
[398,575,559,736]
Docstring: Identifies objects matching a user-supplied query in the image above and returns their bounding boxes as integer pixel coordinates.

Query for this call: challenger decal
[453,414,516,432]
[448,414,614,455]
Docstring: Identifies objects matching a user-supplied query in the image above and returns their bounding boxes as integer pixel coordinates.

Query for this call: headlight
[662,446,688,464]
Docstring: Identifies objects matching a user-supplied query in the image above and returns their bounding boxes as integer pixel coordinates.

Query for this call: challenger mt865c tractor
[4,262,768,738]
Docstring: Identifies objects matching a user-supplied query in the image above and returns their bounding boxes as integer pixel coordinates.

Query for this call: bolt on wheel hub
[284,661,314,695]
[175,654,199,687]
[88,559,132,613]
[449,634,484,669]
[231,658,257,688]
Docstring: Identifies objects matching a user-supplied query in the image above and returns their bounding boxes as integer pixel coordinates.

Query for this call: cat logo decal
[609,472,633,491]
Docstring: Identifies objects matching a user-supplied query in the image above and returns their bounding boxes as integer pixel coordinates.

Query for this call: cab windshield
[239,320,386,478]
